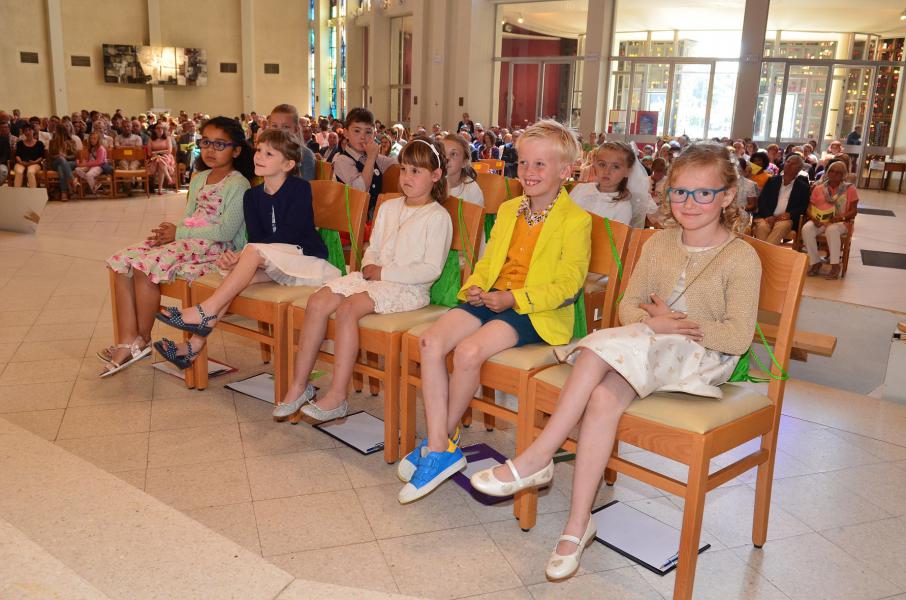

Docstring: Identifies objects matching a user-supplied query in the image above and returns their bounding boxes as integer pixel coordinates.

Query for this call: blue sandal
[155,304,218,337]
[153,338,198,370]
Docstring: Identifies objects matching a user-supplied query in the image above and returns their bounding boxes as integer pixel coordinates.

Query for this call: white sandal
[470,458,554,497]
[100,338,151,378]
[545,517,597,581]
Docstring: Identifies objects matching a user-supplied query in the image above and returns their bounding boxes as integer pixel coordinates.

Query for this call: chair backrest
[372,193,484,283]
[381,163,401,193]
[111,146,145,162]
[315,160,334,181]
[743,236,807,403]
[588,216,632,329]
[472,162,490,174]
[309,180,369,271]
[475,172,523,215]
[613,227,661,320]
[479,158,504,173]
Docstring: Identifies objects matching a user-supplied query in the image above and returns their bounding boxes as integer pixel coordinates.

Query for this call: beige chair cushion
[194,273,319,304]
[533,364,772,434]
[355,305,449,333]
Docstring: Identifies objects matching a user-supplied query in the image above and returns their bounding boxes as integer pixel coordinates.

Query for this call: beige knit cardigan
[619,228,762,356]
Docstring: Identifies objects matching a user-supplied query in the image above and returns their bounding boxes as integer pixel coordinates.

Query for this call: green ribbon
[728,323,790,383]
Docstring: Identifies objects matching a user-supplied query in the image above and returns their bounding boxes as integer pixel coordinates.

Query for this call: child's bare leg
[318,292,375,410]
[165,247,266,324]
[556,371,635,555]
[133,271,161,343]
[419,310,484,444]
[113,273,139,343]
[282,288,344,404]
[426,321,517,452]
[496,349,612,481]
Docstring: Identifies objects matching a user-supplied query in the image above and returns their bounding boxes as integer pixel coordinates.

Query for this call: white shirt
[774,179,794,216]
[332,146,397,193]
[448,178,484,208]
[568,183,633,225]
[363,197,453,287]
[115,133,143,148]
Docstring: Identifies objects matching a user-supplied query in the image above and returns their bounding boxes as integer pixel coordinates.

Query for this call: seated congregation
[52,103,814,598]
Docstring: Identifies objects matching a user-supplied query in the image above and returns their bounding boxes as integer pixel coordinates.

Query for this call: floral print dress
[107,170,249,284]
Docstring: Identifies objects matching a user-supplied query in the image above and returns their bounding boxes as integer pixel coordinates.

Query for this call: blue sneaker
[397,426,462,483]
[398,440,466,504]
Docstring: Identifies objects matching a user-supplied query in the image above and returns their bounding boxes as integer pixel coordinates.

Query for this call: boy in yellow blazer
[399,120,592,503]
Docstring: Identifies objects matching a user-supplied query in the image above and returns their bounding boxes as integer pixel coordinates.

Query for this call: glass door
[628,62,670,136]
[779,64,829,142]
[668,63,712,139]
[754,61,785,142]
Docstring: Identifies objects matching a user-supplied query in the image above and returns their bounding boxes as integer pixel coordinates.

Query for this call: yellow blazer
[459,188,591,345]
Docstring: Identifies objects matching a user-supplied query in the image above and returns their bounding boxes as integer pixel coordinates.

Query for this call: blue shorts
[453,300,543,347]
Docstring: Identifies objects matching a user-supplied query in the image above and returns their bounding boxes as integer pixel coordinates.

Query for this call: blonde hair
[398,136,448,203]
[256,128,302,170]
[658,142,745,234]
[515,119,580,166]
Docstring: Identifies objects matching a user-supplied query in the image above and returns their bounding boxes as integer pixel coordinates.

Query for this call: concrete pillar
[147,0,165,110]
[45,0,68,115]
[408,0,429,127]
[367,6,391,120]
[579,0,616,137]
[730,0,770,139]
[240,0,255,114]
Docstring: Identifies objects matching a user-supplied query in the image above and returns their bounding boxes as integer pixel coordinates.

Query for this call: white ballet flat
[272,384,316,420]
[469,458,554,497]
[545,517,597,581]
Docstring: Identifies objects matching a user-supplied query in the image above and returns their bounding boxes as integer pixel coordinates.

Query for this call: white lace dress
[323,198,453,314]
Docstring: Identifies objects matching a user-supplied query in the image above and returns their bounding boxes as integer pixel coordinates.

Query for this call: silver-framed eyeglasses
[199,138,238,151]
[666,187,728,205]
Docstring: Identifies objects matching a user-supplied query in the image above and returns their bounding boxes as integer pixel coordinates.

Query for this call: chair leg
[400,340,418,456]
[367,351,381,397]
[481,386,495,431]
[107,268,120,346]
[461,407,473,428]
[604,441,619,486]
[383,339,401,464]
[752,431,779,548]
[515,383,539,530]
[274,307,287,405]
[673,437,710,600]
[258,321,272,363]
[353,350,365,392]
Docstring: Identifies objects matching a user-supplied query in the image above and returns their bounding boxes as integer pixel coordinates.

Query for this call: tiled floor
[1,188,906,599]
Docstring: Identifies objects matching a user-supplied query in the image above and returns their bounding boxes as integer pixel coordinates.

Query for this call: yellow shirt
[493,217,544,292]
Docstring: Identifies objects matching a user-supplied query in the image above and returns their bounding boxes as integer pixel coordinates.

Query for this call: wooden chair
[285,194,484,463]
[189,181,370,400]
[381,163,401,194]
[792,214,853,277]
[73,149,115,199]
[478,158,504,174]
[398,217,631,469]
[519,234,807,600]
[583,218,633,333]
[472,162,490,174]
[315,160,334,181]
[111,147,151,197]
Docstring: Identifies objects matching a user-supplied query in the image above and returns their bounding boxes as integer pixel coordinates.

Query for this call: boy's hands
[481,290,515,313]
[465,285,484,306]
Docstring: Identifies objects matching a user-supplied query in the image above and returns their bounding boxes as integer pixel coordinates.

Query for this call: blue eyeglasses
[199,138,238,151]
[666,187,728,205]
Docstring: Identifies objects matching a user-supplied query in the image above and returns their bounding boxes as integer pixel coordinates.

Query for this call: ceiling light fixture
[517,13,524,24]
[901,9,906,20]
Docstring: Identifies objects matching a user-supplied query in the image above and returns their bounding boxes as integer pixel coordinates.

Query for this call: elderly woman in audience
[146,122,176,194]
[802,160,858,280]
[13,124,45,188]
[820,140,844,165]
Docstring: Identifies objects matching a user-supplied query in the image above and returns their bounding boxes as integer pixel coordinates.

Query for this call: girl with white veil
[568,140,657,228]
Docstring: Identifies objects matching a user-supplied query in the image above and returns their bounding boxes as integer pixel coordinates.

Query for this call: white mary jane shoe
[545,517,597,581]
[469,458,554,497]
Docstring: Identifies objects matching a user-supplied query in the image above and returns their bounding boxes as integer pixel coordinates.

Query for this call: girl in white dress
[279,137,453,422]
[471,143,761,581]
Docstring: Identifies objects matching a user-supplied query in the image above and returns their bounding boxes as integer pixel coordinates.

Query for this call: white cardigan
[363,197,453,286]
